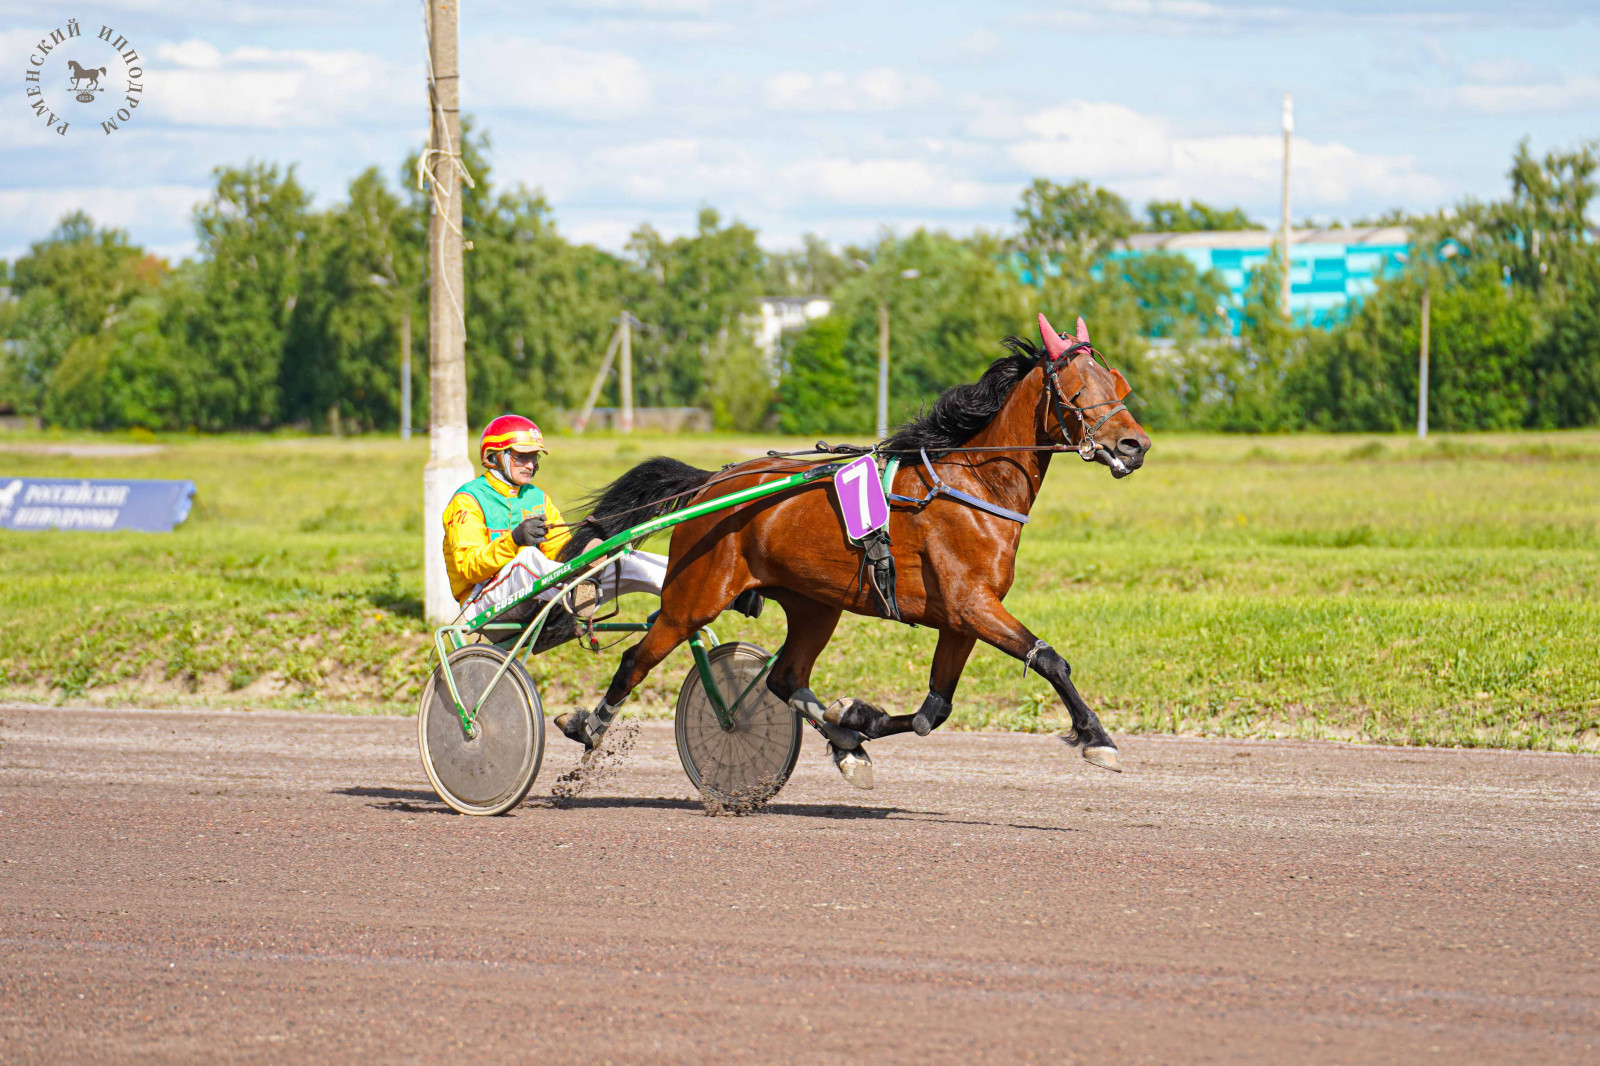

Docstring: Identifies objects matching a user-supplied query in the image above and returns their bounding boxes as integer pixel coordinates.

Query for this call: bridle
[1041,339,1131,464]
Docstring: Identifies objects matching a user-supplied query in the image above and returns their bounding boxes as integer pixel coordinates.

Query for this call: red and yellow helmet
[479,414,547,468]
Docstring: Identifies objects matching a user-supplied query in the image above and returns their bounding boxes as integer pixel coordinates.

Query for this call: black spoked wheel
[418,644,544,816]
[675,641,802,805]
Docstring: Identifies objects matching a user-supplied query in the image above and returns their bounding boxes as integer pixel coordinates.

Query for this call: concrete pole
[619,312,633,433]
[1418,286,1430,440]
[399,307,412,442]
[423,0,472,624]
[1280,93,1294,320]
[876,302,890,440]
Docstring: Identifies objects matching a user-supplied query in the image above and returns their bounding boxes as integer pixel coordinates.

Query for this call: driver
[443,415,669,623]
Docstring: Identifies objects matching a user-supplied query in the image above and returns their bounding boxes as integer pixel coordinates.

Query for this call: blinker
[1109,367,1131,401]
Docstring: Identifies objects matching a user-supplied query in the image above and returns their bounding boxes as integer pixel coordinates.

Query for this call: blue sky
[4,0,1597,262]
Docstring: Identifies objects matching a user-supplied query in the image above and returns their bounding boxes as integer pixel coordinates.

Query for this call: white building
[754,296,832,361]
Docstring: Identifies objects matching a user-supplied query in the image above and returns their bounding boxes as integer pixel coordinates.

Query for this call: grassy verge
[2,429,1597,749]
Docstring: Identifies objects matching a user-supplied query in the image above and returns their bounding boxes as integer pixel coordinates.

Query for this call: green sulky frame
[429,463,834,741]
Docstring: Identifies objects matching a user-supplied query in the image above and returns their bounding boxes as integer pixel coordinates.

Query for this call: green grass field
[2,429,1597,750]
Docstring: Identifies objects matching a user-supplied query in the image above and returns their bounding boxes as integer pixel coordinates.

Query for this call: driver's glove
[511,515,548,548]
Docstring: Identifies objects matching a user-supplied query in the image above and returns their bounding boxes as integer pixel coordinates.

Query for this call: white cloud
[1008,102,1172,177]
[1026,0,1294,34]
[1021,0,1589,33]
[1445,74,1600,114]
[995,98,1442,210]
[0,184,207,255]
[148,40,415,128]
[943,27,1007,63]
[469,38,652,118]
[1167,135,1442,205]
[806,158,1007,209]
[763,68,939,112]
[587,138,765,200]
[561,218,640,252]
[554,0,714,13]
[1460,58,1544,84]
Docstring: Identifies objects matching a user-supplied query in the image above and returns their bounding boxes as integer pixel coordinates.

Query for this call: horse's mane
[879,338,1042,454]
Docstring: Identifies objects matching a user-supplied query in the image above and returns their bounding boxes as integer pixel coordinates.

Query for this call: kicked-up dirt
[1,704,1597,1063]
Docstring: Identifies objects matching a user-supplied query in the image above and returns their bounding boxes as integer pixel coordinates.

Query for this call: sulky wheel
[418,644,544,816]
[675,640,802,807]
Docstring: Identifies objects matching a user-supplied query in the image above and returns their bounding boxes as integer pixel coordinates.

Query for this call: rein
[562,342,1131,533]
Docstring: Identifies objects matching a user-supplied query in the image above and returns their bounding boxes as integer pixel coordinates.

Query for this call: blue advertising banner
[0,477,196,532]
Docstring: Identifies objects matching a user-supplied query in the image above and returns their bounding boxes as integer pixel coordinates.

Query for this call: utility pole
[1280,93,1294,320]
[619,311,633,434]
[400,307,412,442]
[573,318,624,433]
[1417,286,1430,439]
[853,260,920,440]
[422,0,472,624]
[876,303,890,440]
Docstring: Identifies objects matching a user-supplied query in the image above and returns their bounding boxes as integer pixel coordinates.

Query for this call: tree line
[2,127,1595,436]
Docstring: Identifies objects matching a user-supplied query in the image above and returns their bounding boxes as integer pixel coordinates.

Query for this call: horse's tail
[557,456,714,561]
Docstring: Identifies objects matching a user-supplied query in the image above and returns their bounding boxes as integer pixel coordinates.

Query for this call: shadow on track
[331,786,1080,832]
[332,786,921,820]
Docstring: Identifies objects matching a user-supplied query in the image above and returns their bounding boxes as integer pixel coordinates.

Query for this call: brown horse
[555,312,1150,786]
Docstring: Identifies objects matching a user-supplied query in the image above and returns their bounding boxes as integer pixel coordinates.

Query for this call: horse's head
[1036,312,1150,478]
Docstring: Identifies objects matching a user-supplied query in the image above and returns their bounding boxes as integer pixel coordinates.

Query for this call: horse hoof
[831,743,875,790]
[1083,745,1122,773]
[555,711,600,751]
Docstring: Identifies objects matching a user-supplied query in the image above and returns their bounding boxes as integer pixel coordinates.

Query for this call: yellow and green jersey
[441,474,571,602]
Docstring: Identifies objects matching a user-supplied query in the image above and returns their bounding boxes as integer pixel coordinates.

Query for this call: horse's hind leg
[957,600,1121,772]
[554,591,717,750]
[763,595,874,789]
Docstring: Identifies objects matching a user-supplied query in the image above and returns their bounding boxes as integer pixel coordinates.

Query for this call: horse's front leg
[955,600,1121,772]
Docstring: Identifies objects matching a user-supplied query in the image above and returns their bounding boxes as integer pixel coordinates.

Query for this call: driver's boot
[554,700,617,751]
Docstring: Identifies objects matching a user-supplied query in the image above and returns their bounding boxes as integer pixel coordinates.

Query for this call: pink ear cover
[1037,312,1070,360]
[1076,316,1090,344]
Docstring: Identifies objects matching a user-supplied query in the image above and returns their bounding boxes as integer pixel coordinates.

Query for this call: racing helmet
[479,414,548,471]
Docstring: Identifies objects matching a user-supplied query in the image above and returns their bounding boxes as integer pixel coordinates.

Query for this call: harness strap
[1045,340,1128,460]
[884,447,1031,525]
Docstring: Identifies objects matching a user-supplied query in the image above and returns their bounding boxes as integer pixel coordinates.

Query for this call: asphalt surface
[2,705,1597,1064]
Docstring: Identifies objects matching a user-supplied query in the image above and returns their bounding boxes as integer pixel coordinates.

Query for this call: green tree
[44,281,202,430]
[186,162,315,428]
[1289,265,1535,432]
[776,315,868,433]
[626,208,769,427]
[465,184,633,427]
[1492,139,1598,295]
[763,234,851,296]
[783,229,1031,435]
[1013,178,1136,283]
[1528,256,1600,428]
[283,167,423,432]
[1,212,161,415]
[1144,200,1261,232]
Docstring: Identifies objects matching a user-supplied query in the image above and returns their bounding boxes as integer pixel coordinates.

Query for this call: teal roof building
[1115,226,1410,333]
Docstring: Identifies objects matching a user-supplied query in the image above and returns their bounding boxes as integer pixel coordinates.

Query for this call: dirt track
[2,705,1597,1063]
